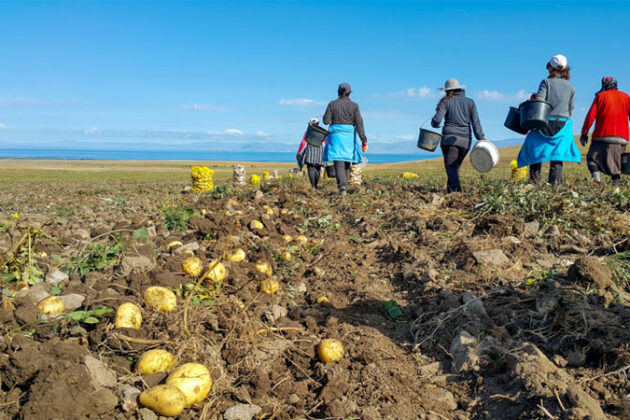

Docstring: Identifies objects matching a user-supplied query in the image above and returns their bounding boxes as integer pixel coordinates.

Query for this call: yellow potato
[205,260,226,283]
[318,339,344,363]
[201,209,207,216]
[37,296,65,315]
[280,251,292,261]
[182,256,203,278]
[228,248,246,263]
[282,234,293,243]
[295,235,308,246]
[166,363,212,407]
[166,241,183,252]
[316,296,329,304]
[144,286,177,312]
[260,278,279,295]
[135,349,177,375]
[114,302,142,329]
[280,209,288,215]
[255,261,272,276]
[262,205,274,215]
[250,220,264,230]
[139,384,186,417]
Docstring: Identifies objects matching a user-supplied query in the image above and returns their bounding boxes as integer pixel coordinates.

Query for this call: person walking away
[431,78,486,193]
[580,77,630,185]
[296,118,327,189]
[517,54,581,184]
[322,83,367,195]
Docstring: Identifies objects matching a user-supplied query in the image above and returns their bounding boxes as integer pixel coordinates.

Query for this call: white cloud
[83,126,102,135]
[279,98,326,106]
[223,128,243,135]
[374,86,435,99]
[255,131,270,137]
[0,123,6,130]
[395,134,416,141]
[0,97,39,105]
[477,89,530,102]
[180,103,228,112]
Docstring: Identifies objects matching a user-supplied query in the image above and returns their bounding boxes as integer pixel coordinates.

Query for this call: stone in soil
[46,269,69,286]
[473,249,509,266]
[223,403,262,420]
[449,330,479,373]
[568,256,613,289]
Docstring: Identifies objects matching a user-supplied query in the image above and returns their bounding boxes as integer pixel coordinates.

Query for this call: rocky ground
[0,173,629,419]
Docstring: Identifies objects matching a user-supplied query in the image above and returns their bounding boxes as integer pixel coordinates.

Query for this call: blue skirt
[517,119,581,168]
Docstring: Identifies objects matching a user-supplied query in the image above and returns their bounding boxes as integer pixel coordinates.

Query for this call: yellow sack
[191,166,214,194]
[402,172,419,179]
[262,170,270,181]
[510,160,528,181]
[249,174,261,185]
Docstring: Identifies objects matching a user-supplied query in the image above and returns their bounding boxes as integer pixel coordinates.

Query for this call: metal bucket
[470,140,499,173]
[417,128,442,152]
[504,106,528,135]
[304,123,328,146]
[325,165,336,178]
[622,153,630,175]
[520,100,552,131]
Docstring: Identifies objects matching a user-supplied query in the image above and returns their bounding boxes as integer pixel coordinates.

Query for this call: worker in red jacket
[580,76,630,184]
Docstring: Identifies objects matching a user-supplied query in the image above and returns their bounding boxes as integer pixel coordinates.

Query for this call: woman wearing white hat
[516,54,581,184]
[431,78,486,193]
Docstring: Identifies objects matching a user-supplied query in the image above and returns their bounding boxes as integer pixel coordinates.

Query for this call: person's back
[536,76,575,118]
[441,94,477,138]
[591,89,630,139]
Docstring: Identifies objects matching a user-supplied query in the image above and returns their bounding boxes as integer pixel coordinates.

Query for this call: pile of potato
[191,166,215,194]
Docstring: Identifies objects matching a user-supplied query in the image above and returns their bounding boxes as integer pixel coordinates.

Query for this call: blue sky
[1,0,629,152]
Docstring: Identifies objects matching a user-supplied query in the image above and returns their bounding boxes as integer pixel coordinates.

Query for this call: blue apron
[323,124,363,163]
[517,119,581,168]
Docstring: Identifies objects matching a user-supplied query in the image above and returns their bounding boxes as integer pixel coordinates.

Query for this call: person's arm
[431,100,447,128]
[297,134,307,156]
[534,79,547,101]
[322,102,332,126]
[470,101,486,141]
[581,97,598,135]
[354,104,367,142]
[569,87,575,117]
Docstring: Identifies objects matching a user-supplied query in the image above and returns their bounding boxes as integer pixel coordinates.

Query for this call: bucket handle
[419,117,432,129]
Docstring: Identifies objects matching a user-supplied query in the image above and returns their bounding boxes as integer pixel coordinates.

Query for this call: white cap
[548,54,568,70]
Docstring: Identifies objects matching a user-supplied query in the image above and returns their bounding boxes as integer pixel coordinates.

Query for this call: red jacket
[581,89,630,141]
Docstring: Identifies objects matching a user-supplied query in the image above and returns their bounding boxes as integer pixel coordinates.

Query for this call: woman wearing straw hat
[517,54,581,184]
[431,78,486,193]
[580,76,630,185]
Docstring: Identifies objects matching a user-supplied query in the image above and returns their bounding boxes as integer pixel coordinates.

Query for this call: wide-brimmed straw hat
[438,78,467,91]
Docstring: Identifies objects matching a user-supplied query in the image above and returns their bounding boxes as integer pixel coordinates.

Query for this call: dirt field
[0,155,629,420]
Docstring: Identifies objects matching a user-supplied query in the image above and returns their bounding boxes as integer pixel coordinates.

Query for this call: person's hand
[362,141,368,153]
[580,134,589,147]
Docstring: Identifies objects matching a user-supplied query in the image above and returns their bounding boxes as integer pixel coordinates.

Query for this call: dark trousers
[306,164,322,189]
[441,145,468,193]
[333,161,351,192]
[529,161,563,184]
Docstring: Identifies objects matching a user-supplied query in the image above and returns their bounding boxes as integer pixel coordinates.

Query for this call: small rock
[431,194,445,206]
[146,225,157,238]
[449,330,479,373]
[265,304,288,323]
[523,221,540,237]
[559,244,587,254]
[313,267,325,278]
[120,384,141,412]
[431,388,458,411]
[121,255,155,275]
[502,235,522,245]
[420,362,441,377]
[60,293,85,311]
[83,355,117,388]
[73,228,91,240]
[254,190,264,201]
[545,224,560,237]
[566,350,586,366]
[223,403,263,420]
[27,283,51,306]
[552,354,568,367]
[295,282,307,293]
[535,296,557,315]
[462,292,488,318]
[139,407,158,420]
[173,242,200,255]
[472,249,509,267]
[92,388,118,414]
[14,303,38,324]
[46,269,69,286]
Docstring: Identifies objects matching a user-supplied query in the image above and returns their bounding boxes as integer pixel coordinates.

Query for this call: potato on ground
[182,256,203,277]
[144,286,177,311]
[318,339,344,363]
[139,384,186,417]
[166,363,212,407]
[114,302,142,329]
[135,349,177,375]
[37,296,65,315]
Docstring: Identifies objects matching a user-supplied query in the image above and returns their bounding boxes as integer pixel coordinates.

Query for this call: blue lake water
[0,148,434,164]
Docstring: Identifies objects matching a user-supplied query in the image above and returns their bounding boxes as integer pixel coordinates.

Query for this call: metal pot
[304,123,329,146]
[417,128,442,152]
[470,140,500,173]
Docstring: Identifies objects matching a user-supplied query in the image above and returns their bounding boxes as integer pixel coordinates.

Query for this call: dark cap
[338,83,352,95]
